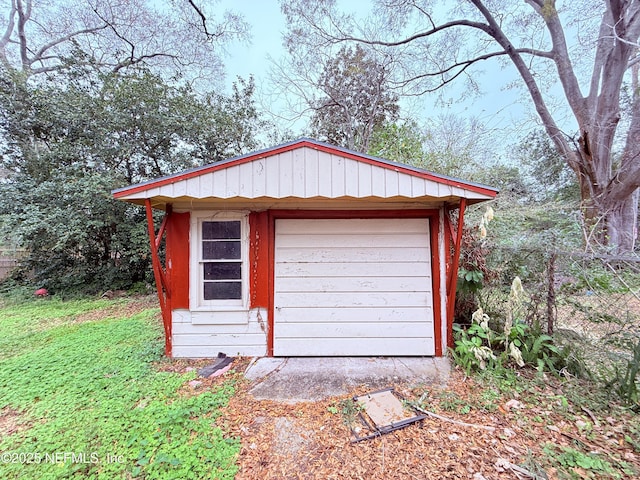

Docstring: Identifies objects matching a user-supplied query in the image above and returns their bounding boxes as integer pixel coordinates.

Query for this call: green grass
[0,298,239,479]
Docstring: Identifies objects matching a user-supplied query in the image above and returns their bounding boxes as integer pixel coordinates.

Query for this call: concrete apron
[244,357,451,403]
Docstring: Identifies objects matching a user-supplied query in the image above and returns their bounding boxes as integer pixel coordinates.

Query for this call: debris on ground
[350,388,426,442]
[158,356,640,479]
[197,352,234,378]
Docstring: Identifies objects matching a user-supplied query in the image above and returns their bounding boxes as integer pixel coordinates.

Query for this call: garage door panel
[276,321,431,339]
[276,247,430,263]
[275,337,435,357]
[276,233,429,248]
[276,261,430,278]
[275,276,432,293]
[276,218,429,235]
[275,306,432,323]
[275,291,431,308]
[274,218,435,356]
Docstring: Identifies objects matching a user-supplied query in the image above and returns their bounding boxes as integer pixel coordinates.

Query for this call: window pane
[204,281,242,300]
[202,240,240,260]
[204,262,241,280]
[202,221,241,240]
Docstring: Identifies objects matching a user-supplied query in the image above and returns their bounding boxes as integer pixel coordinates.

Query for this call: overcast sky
[216,1,560,153]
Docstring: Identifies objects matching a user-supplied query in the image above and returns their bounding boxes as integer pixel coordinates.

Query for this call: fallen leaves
[218,371,534,479]
[164,358,640,479]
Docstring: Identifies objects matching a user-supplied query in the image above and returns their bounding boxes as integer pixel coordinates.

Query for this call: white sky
[216,1,569,156]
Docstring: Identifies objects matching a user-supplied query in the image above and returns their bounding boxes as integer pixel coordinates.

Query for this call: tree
[310,44,400,151]
[0,0,247,80]
[281,0,640,253]
[367,119,427,164]
[0,69,264,293]
[517,130,580,203]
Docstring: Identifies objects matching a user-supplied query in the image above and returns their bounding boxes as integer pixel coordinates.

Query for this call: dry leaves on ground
[166,359,640,479]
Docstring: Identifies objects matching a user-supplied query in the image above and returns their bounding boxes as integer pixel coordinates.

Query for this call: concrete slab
[244,357,450,403]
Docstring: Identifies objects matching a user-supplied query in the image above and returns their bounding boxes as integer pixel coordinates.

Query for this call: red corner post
[145,199,172,357]
[446,198,467,349]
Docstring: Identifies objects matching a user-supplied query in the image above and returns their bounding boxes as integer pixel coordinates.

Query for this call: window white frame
[190,211,250,311]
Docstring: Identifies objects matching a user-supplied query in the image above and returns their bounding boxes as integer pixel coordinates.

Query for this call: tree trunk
[605,191,639,253]
[576,156,639,253]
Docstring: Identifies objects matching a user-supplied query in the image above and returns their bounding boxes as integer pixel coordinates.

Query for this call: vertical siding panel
[398,173,413,197]
[371,165,386,197]
[292,148,306,197]
[251,159,266,197]
[212,170,227,197]
[238,162,253,197]
[358,162,372,197]
[425,178,439,196]
[174,178,189,198]
[304,148,319,197]
[199,172,214,197]
[317,151,332,197]
[226,165,240,197]
[411,176,427,197]
[265,154,280,197]
[278,151,294,197]
[385,170,400,197]
[345,158,360,197]
[331,154,346,197]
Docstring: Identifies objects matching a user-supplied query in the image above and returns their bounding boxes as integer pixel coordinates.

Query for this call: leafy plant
[603,337,640,408]
[451,320,499,375]
[452,278,568,375]
[541,444,633,478]
[331,399,364,427]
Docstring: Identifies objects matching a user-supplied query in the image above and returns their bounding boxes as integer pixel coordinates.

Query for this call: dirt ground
[160,356,640,480]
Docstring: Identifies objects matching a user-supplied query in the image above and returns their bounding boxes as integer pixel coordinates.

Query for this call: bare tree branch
[187,0,221,39]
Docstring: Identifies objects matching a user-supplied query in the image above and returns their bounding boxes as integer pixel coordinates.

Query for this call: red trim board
[145,199,172,357]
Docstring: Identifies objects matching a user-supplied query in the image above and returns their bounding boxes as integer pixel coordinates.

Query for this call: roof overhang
[113,138,498,210]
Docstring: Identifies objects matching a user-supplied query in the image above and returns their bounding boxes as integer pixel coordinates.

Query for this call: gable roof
[113,138,498,207]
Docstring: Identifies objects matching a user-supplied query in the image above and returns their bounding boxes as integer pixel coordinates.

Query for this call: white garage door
[274,218,435,356]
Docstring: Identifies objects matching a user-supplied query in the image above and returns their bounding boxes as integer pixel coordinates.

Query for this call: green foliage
[451,321,498,375]
[603,338,640,408]
[0,299,239,479]
[0,172,151,294]
[458,267,484,294]
[328,399,364,427]
[542,444,632,479]
[434,391,472,415]
[520,331,566,373]
[368,119,426,164]
[517,130,580,203]
[0,68,264,295]
[451,280,569,376]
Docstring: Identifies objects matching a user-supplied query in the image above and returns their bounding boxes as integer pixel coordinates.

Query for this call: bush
[451,278,570,376]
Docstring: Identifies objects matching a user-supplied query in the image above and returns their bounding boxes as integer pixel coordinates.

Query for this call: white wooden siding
[273,218,435,356]
[120,147,493,201]
[171,308,268,358]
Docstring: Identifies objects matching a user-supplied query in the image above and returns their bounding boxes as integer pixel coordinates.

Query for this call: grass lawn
[0,297,239,480]
[2,295,639,479]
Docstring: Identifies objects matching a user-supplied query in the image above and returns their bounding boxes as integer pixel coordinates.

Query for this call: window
[201,220,242,300]
[191,212,248,310]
